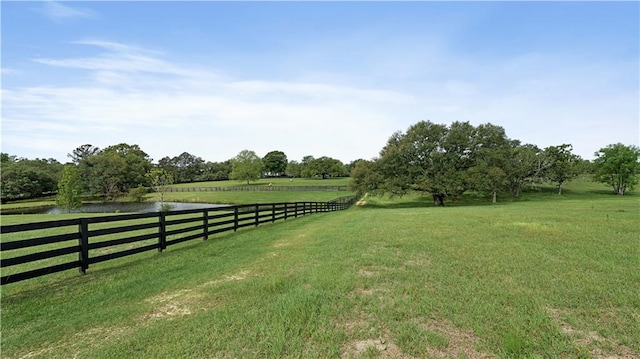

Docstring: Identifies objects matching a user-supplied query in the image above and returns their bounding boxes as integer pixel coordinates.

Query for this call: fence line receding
[0,196,356,285]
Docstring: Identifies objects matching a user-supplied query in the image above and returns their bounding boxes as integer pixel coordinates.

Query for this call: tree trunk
[432,193,445,206]
[492,190,497,203]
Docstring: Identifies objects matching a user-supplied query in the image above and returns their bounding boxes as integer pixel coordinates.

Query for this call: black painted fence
[165,186,348,192]
[0,196,356,285]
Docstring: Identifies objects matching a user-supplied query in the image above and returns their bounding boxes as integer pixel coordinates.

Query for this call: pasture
[1,179,638,358]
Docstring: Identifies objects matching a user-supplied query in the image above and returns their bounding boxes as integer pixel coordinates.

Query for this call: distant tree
[68,144,100,164]
[81,143,152,200]
[199,160,232,181]
[544,144,581,195]
[305,156,348,179]
[68,144,100,193]
[286,160,301,178]
[300,155,316,178]
[262,150,288,176]
[346,159,365,175]
[504,142,546,198]
[0,156,62,200]
[230,150,263,184]
[56,165,82,212]
[146,168,174,206]
[361,121,516,206]
[174,152,204,183]
[467,124,511,203]
[593,143,640,195]
[374,121,475,206]
[89,151,127,200]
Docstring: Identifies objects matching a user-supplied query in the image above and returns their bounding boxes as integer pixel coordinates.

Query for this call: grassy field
[1,179,638,358]
[170,177,351,188]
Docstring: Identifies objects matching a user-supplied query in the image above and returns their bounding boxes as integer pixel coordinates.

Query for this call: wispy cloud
[3,39,637,164]
[4,41,409,163]
[36,1,96,22]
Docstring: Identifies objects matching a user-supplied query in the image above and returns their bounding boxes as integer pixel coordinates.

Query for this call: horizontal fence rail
[0,196,357,285]
[164,186,348,192]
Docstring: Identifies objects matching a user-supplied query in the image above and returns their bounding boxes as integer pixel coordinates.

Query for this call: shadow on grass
[358,194,510,210]
[357,185,638,210]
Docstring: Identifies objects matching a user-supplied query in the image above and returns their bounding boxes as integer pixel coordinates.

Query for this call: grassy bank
[1,181,638,358]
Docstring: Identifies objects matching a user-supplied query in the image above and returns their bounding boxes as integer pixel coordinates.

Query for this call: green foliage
[351,121,584,205]
[504,142,546,198]
[69,143,152,199]
[198,160,232,181]
[593,143,640,195]
[349,159,382,197]
[146,168,174,204]
[129,186,149,202]
[230,150,263,184]
[158,152,205,183]
[285,160,301,178]
[1,155,62,200]
[301,156,347,179]
[544,144,581,195]
[262,150,288,176]
[467,123,511,203]
[55,165,82,212]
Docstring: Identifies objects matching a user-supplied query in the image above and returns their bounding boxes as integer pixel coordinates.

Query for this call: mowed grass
[171,177,351,188]
[160,190,352,205]
[1,181,638,358]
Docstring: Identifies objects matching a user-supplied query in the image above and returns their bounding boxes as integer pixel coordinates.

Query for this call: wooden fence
[0,196,356,285]
[165,186,348,192]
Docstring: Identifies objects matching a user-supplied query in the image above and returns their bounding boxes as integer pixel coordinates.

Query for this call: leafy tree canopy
[230,150,263,184]
[263,150,288,176]
[593,143,640,195]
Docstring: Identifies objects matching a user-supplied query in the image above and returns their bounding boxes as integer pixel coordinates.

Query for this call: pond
[2,202,229,215]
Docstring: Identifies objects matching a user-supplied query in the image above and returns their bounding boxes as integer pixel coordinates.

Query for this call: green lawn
[170,177,352,188]
[1,180,638,358]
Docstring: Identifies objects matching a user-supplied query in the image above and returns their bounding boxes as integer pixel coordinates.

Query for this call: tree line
[1,122,637,204]
[350,121,639,205]
[0,145,354,202]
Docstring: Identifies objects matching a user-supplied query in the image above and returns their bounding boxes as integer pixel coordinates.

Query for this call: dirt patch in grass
[358,269,378,278]
[418,318,493,359]
[340,338,405,359]
[403,258,430,267]
[143,270,250,320]
[548,308,637,358]
[13,325,135,359]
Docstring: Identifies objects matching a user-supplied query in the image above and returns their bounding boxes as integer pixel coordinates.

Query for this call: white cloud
[3,40,638,164]
[37,1,96,22]
[3,41,407,163]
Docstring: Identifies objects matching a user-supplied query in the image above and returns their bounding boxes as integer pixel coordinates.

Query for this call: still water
[3,202,228,215]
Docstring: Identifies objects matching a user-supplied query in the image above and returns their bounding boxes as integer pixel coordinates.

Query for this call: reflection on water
[3,202,228,215]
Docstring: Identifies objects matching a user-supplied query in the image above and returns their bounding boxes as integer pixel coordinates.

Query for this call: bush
[129,186,148,202]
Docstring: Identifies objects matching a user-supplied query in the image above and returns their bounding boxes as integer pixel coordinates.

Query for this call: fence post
[234,207,239,232]
[284,203,288,219]
[255,204,259,227]
[78,218,89,274]
[294,202,298,218]
[159,212,166,252]
[272,204,276,223]
[203,209,209,241]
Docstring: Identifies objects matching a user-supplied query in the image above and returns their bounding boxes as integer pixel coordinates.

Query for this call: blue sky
[2,1,638,164]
